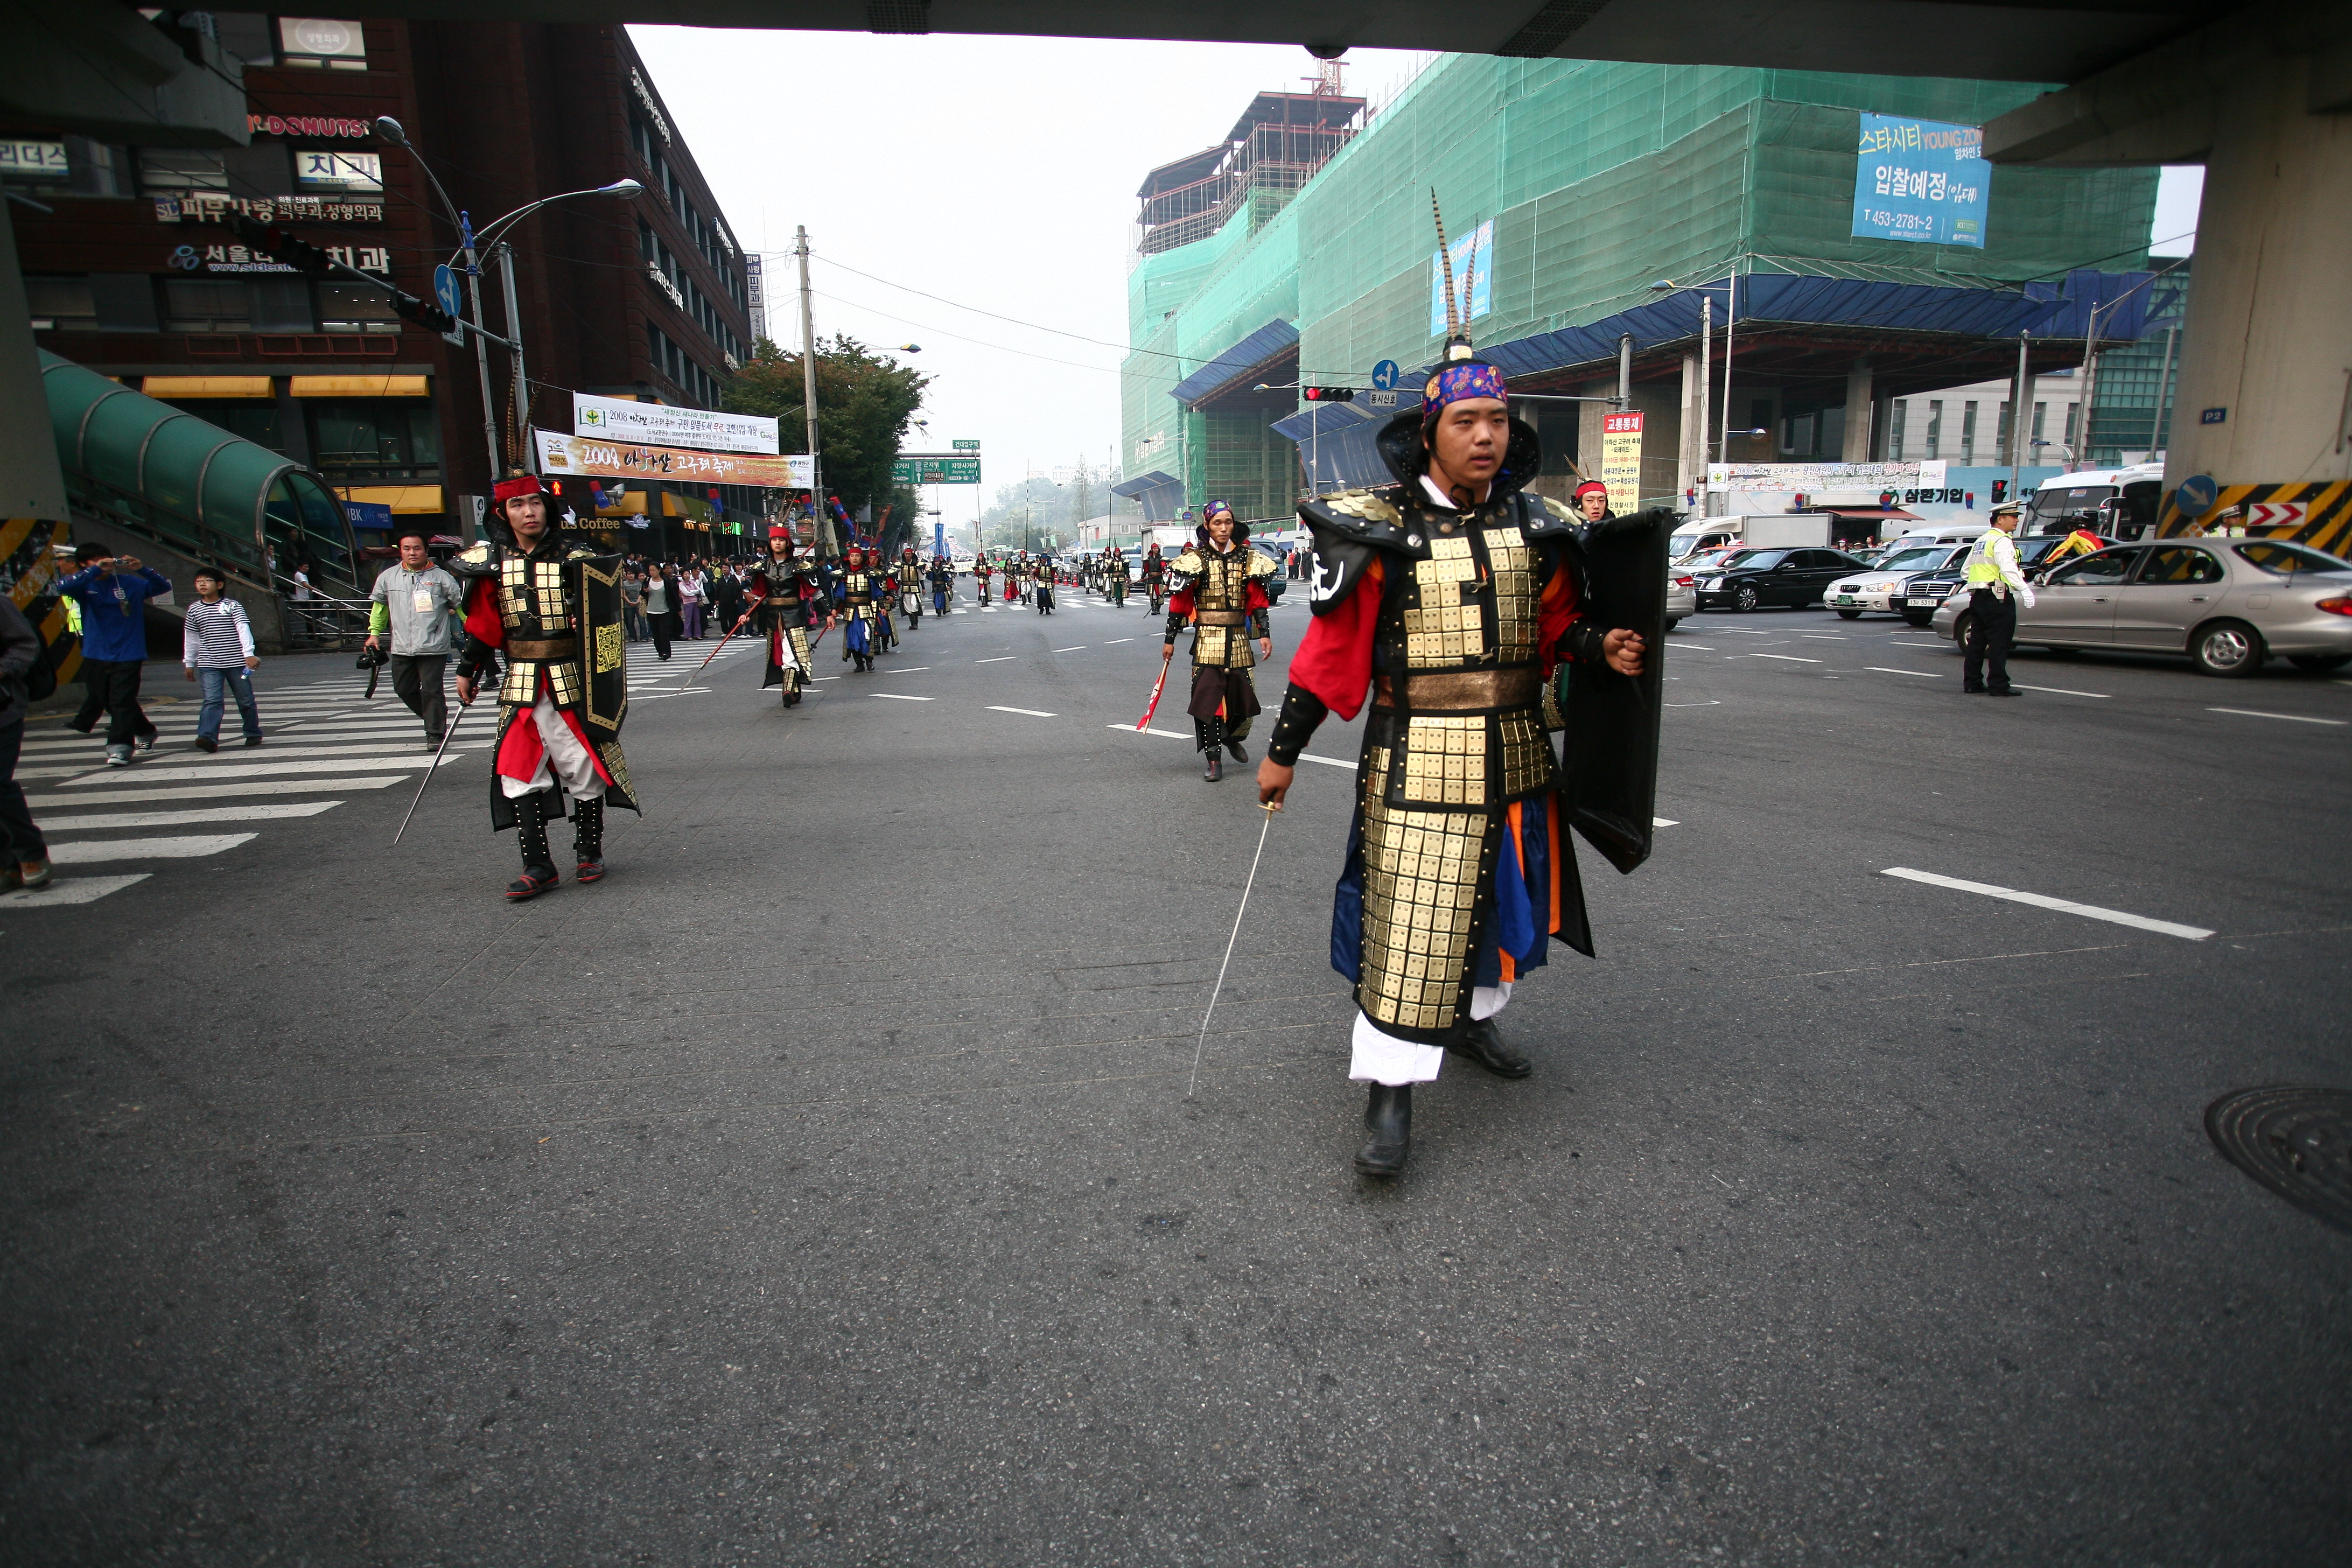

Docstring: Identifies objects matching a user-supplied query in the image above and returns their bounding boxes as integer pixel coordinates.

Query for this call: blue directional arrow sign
[2174,473,2218,519]
[432,264,463,320]
[1370,359,1400,391]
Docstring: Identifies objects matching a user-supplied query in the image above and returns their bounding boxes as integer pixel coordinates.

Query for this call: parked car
[1826,542,1971,618]
[1665,570,1695,630]
[1897,534,2113,627]
[1692,547,1868,612]
[1930,538,2352,676]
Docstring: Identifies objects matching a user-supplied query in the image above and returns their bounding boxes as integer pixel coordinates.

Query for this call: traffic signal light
[389,288,458,334]
[221,213,332,274]
[1302,386,1356,402]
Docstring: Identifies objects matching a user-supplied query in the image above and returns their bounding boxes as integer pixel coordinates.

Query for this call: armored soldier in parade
[747,525,830,705]
[1161,500,1277,782]
[899,547,926,631]
[449,474,640,901]
[1255,225,1665,1179]
[835,543,890,672]
[1101,545,1129,606]
[972,554,991,603]
[929,554,954,617]
[1033,555,1056,614]
[1140,541,1168,615]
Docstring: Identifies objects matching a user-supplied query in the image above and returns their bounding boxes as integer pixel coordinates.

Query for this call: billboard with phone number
[1853,113,1987,249]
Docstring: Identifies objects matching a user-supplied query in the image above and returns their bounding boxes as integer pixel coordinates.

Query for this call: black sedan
[1692,547,1870,612]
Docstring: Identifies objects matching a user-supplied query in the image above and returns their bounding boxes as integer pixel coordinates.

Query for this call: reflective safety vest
[1963,528,2012,590]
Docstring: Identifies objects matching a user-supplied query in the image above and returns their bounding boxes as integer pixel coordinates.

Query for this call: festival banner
[536,430,811,490]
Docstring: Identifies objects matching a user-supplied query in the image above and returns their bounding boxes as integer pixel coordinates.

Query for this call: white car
[1825,542,1970,618]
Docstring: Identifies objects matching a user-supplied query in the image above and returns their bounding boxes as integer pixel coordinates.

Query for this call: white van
[1881,521,1992,554]
[2025,463,2166,538]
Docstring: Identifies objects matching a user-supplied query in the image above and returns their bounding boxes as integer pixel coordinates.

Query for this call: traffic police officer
[1962,502,2035,696]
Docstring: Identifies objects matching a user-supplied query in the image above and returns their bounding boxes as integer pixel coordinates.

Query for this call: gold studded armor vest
[1170,543,1276,670]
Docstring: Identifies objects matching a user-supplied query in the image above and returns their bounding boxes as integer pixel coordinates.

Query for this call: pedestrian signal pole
[796,226,828,557]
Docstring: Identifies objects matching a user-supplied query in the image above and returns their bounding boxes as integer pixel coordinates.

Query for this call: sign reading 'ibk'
[572,392,779,455]
[1852,113,1987,249]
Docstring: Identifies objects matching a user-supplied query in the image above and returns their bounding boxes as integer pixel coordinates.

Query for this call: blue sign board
[344,500,395,533]
[1370,359,1400,391]
[432,263,462,319]
[2174,474,2218,517]
[1853,113,1987,249]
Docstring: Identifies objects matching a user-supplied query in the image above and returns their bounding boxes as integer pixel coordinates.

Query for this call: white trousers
[499,694,606,801]
[1348,983,1511,1085]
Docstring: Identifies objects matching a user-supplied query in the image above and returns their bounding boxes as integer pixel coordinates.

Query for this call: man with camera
[366,528,465,747]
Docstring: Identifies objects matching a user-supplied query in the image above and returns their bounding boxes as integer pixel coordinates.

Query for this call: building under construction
[1120,55,2165,522]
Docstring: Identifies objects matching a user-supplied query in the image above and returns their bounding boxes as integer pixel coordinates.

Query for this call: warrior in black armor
[834,544,887,673]
[1161,501,1276,782]
[748,525,829,705]
[1140,541,1168,615]
[1255,271,1663,1178]
[449,474,640,901]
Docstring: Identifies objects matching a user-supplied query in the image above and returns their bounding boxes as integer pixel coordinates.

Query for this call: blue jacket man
[59,544,172,764]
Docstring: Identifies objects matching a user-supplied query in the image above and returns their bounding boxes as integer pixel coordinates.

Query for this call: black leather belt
[506,635,578,660]
[1373,667,1541,711]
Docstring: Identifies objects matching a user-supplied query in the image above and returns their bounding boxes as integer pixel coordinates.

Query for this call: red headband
[493,474,544,504]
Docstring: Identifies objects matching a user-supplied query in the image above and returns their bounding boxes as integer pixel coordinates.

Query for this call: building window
[1996,400,2012,463]
[277,18,368,69]
[2064,401,2081,452]
[2032,401,2048,456]
[162,398,283,451]
[315,282,398,331]
[164,277,251,333]
[306,398,439,481]
[25,276,95,332]
[1960,401,1978,465]
[139,149,228,194]
[1924,399,1942,460]
[1888,400,1906,459]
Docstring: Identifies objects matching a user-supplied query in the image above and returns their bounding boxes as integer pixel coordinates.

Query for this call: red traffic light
[1302,386,1356,402]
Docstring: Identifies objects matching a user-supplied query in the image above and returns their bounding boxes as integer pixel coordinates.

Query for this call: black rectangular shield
[570,551,629,739]
[1560,507,1671,876]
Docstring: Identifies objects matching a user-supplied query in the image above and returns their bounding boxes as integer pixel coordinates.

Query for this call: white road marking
[1052,646,1086,653]
[34,802,341,831]
[2013,684,2110,698]
[1665,700,1722,707]
[1718,629,1774,635]
[1881,866,2214,941]
[886,666,930,673]
[1109,724,1198,741]
[872,693,934,702]
[1297,753,1352,769]
[975,656,1017,663]
[59,755,465,788]
[1865,666,1946,677]
[628,689,710,700]
[1751,653,1821,663]
[1801,634,1850,639]
[2207,707,2346,727]
[1106,638,1134,644]
[49,833,259,863]
[0,874,151,907]
[25,778,402,807]
[988,705,1057,718]
[1654,817,1679,827]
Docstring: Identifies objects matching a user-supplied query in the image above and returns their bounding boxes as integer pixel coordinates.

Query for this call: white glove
[2020,589,2037,610]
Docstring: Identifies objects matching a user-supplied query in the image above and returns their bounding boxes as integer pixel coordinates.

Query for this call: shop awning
[289,374,430,397]
[1169,319,1299,410]
[143,375,273,398]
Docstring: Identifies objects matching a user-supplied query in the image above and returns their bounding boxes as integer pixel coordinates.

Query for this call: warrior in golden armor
[1160,501,1277,782]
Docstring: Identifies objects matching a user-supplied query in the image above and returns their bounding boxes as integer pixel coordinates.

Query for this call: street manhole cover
[2205,1086,2352,1234]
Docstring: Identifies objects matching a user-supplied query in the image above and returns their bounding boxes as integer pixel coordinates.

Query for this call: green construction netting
[1124,54,2160,521]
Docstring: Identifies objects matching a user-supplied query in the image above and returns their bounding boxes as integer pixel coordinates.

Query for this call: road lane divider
[989,706,1056,718]
[1865,667,1945,677]
[872,693,935,702]
[1881,866,2214,941]
[2014,684,2109,698]
[2207,707,2346,726]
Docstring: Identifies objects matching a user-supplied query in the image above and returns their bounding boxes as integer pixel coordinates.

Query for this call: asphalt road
[4,583,2347,1565]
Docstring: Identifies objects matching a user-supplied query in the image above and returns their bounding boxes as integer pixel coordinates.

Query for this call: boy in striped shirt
[181,567,263,752]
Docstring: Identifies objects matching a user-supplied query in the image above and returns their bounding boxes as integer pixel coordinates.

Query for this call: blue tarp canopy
[1169,318,1299,408]
[1111,468,1188,522]
[1482,269,2160,383]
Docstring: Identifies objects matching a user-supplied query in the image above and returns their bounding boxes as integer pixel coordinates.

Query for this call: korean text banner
[1707,460,1948,494]
[536,430,811,490]
[571,392,779,455]
[1428,220,1494,337]
[1852,113,1987,249]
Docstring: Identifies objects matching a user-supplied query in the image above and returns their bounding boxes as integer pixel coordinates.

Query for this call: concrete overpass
[11,0,2350,540]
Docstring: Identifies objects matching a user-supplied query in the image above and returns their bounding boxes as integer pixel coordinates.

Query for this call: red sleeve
[1244,579,1270,613]
[1167,584,1196,618]
[1537,564,1583,678]
[463,577,506,649]
[1285,556,1384,721]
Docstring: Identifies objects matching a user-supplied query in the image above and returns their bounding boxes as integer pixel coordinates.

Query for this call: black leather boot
[1199,717,1223,781]
[505,790,560,901]
[1355,1084,1412,1176]
[1447,1016,1532,1079]
[572,796,605,884]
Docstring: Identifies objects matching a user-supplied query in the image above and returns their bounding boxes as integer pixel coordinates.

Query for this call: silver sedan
[1930,538,2352,676]
[1665,569,1695,630]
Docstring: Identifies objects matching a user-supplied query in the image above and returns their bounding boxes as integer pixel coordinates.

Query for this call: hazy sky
[627,29,1435,529]
[628,29,2198,530]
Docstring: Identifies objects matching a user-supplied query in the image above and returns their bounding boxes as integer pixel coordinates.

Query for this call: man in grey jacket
[366,529,465,746]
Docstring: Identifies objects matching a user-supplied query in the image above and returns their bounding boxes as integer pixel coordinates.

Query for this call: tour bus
[2024,462,2166,539]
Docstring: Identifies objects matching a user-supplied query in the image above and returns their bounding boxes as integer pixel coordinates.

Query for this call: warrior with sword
[1160,500,1277,782]
[747,524,831,705]
[1252,197,1668,1177]
[448,474,640,901]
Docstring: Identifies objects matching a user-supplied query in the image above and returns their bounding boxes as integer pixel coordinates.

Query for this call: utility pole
[457,211,499,494]
[1617,333,1632,409]
[796,226,828,557]
[496,243,530,475]
[2150,323,2179,458]
[2075,299,2109,473]
[1718,275,1737,463]
[2008,330,2032,504]
[1697,294,1712,478]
